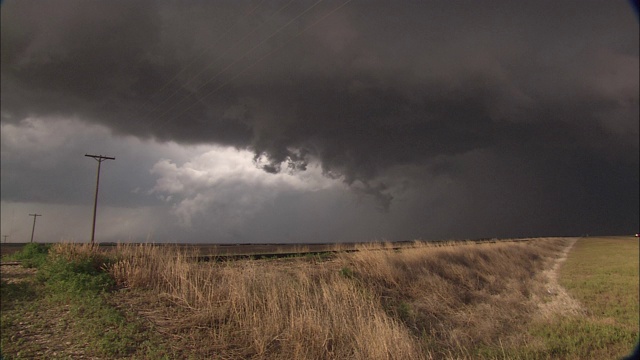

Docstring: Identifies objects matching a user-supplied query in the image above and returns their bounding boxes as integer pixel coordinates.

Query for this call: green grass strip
[537,236,639,359]
[1,244,173,359]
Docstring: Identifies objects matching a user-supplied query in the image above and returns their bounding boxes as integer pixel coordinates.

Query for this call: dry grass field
[2,236,637,359]
[107,238,572,359]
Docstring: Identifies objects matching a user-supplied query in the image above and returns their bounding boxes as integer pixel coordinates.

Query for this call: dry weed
[108,238,573,359]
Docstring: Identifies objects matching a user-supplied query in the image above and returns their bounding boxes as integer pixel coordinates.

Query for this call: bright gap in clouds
[148,145,343,231]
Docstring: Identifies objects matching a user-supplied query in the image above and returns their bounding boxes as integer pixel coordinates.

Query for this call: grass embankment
[109,238,571,359]
[1,243,171,359]
[531,236,639,359]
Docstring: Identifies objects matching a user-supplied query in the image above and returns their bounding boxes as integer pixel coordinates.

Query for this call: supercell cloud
[1,0,638,241]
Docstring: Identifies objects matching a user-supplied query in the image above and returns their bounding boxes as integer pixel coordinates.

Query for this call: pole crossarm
[85,154,116,161]
[85,154,115,245]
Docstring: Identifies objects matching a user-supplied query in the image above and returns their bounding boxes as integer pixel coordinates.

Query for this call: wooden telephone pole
[85,154,115,245]
[29,213,41,243]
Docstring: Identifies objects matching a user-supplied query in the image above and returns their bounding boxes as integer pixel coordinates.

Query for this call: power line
[198,0,353,104]
[28,213,42,243]
[85,154,115,245]
[155,0,352,132]
[139,0,270,117]
[133,0,280,132]
[143,0,302,130]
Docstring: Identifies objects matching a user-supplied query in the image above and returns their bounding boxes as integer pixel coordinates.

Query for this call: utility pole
[2,235,8,243]
[29,213,42,243]
[85,154,115,245]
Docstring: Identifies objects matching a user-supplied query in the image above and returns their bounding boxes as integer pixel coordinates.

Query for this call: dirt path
[535,237,584,320]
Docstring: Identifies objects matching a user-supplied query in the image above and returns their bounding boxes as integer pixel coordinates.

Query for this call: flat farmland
[538,236,639,359]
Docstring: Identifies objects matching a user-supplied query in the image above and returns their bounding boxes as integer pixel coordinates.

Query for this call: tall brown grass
[108,238,572,359]
[340,239,570,356]
[47,242,112,271]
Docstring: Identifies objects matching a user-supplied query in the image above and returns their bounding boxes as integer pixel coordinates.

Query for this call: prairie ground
[1,236,637,359]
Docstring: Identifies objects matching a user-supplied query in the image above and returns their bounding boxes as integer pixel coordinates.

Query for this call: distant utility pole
[2,235,8,243]
[85,154,115,245]
[29,213,42,243]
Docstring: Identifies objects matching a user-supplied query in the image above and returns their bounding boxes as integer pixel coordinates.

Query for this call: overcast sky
[1,0,638,244]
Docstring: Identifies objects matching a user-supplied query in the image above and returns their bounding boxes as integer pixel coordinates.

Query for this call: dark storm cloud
[2,1,638,233]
